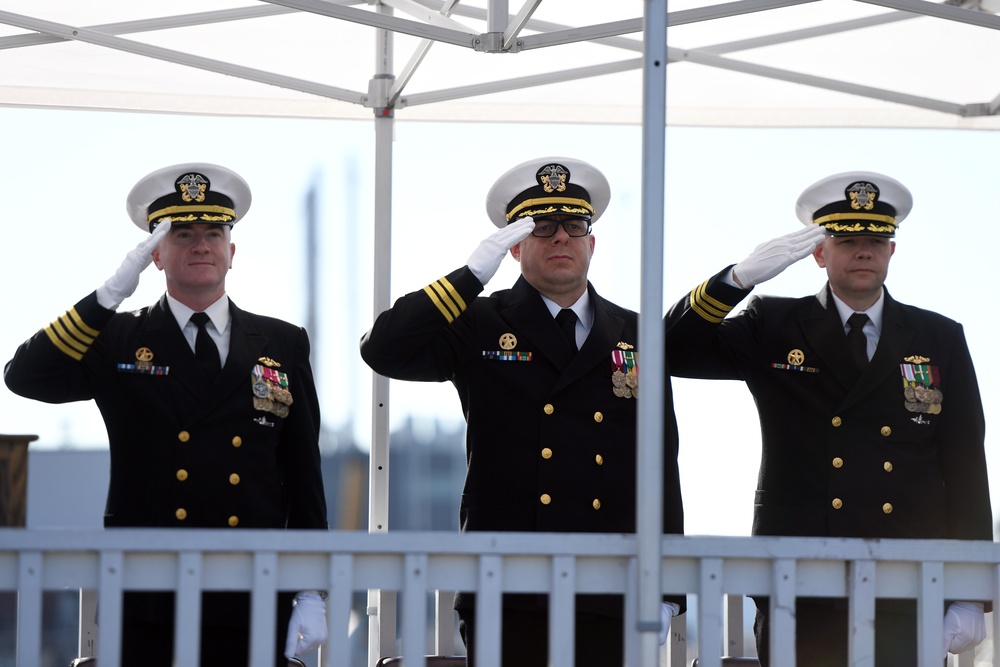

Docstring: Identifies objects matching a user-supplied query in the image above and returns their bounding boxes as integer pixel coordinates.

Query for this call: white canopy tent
[2,0,999,127]
[2,2,998,665]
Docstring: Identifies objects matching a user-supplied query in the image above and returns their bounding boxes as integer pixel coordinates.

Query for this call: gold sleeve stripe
[43,325,84,361]
[423,276,469,324]
[424,284,456,323]
[52,318,90,353]
[689,280,734,323]
[42,306,104,361]
[67,307,100,337]
[423,286,453,322]
[49,317,90,353]
[437,277,467,312]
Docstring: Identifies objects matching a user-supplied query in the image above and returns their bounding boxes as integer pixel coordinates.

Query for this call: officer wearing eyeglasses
[360,157,685,667]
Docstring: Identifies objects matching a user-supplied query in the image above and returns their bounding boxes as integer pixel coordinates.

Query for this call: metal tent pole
[368,2,397,665]
[636,0,668,665]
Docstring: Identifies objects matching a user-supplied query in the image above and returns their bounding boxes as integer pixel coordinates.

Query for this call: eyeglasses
[530,219,592,238]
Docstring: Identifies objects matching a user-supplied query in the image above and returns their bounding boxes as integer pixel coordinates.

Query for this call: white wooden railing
[1,529,996,667]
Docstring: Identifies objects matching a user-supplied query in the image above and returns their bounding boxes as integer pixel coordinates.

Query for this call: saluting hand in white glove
[285,591,327,658]
[96,219,172,310]
[942,601,986,658]
[732,224,826,289]
[466,217,535,286]
[659,602,681,645]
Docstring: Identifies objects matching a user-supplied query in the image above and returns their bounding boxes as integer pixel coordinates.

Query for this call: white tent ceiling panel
[0,0,998,127]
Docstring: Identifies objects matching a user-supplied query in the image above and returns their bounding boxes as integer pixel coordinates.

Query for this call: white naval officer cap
[795,171,912,238]
[126,162,252,233]
[485,156,611,229]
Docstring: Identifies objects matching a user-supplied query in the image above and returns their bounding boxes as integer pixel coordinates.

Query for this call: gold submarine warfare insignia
[258,356,281,368]
[616,341,634,350]
[498,333,517,350]
[904,355,931,364]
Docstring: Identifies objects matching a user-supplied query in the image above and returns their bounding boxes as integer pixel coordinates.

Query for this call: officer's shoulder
[745,293,810,310]
[243,311,303,333]
[602,298,636,320]
[891,298,962,329]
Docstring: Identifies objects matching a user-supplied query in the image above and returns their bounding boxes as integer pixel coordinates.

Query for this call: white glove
[284,590,327,658]
[942,601,986,658]
[466,218,535,286]
[96,219,172,309]
[731,224,826,289]
[659,602,680,645]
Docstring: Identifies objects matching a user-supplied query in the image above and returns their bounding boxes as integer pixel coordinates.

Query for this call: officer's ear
[510,242,522,262]
[812,240,827,268]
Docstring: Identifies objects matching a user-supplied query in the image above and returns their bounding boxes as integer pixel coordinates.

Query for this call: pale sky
[3,106,999,536]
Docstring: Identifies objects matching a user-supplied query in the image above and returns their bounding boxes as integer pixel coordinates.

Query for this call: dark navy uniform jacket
[4,291,328,531]
[360,266,684,613]
[665,267,992,543]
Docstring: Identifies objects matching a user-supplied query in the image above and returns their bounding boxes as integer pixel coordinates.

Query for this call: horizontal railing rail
[1,529,996,667]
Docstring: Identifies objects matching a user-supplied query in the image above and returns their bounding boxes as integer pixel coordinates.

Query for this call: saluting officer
[664,171,992,666]
[4,163,329,667]
[360,157,685,666]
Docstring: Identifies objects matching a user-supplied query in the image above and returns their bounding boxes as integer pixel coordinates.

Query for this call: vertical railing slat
[326,553,355,667]
[847,559,875,667]
[475,554,503,667]
[993,563,1000,667]
[434,589,456,657]
[724,593,745,658]
[401,553,429,667]
[78,588,98,658]
[174,551,202,667]
[15,551,42,665]
[549,554,576,667]
[250,551,279,667]
[697,557,724,667]
[96,550,123,667]
[770,558,797,667]
[919,561,945,667]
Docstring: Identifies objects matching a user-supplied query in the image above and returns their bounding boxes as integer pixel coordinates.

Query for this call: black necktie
[847,312,870,372]
[190,312,221,378]
[555,308,578,352]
